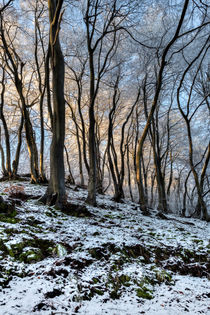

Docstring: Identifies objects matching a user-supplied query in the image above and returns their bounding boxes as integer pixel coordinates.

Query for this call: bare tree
[83,0,136,205]
[0,14,40,183]
[177,36,210,220]
[41,0,66,208]
[136,0,190,211]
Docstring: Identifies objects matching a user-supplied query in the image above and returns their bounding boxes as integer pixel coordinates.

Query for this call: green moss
[0,209,20,224]
[110,290,120,299]
[92,277,100,284]
[110,264,119,272]
[119,274,131,286]
[4,228,18,235]
[119,274,131,285]
[93,288,104,296]
[136,287,153,299]
[19,248,43,263]
[154,269,172,283]
[1,238,55,263]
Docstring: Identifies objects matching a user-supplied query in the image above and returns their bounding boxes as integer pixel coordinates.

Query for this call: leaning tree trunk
[12,113,24,177]
[23,105,40,183]
[41,0,66,208]
[64,145,75,185]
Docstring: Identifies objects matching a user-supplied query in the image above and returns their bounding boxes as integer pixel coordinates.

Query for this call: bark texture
[41,0,66,208]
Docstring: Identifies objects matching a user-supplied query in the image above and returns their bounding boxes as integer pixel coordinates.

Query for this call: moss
[1,217,20,224]
[154,269,172,284]
[136,287,153,299]
[122,244,151,263]
[19,248,43,263]
[4,228,19,235]
[92,277,100,284]
[119,274,131,283]
[0,209,20,224]
[92,288,104,296]
[110,290,120,299]
[192,239,203,244]
[110,264,119,272]
[118,274,131,287]
[105,272,132,300]
[2,238,55,263]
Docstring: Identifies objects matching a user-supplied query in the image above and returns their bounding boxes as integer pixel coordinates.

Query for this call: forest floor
[0,180,209,315]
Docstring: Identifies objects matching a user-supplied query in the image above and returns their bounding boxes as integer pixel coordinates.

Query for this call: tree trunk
[12,113,24,176]
[64,145,75,185]
[0,126,6,176]
[23,105,40,183]
[86,47,97,205]
[193,143,210,220]
[0,68,11,176]
[66,101,84,186]
[41,0,66,208]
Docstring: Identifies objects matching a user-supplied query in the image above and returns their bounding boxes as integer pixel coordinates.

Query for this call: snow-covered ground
[0,181,209,315]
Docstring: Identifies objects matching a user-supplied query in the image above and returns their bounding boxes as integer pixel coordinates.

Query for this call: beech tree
[41,0,66,208]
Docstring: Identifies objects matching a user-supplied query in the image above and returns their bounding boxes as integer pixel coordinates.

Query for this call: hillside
[0,180,209,315]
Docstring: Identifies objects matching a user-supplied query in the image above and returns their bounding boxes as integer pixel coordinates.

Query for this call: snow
[0,181,209,314]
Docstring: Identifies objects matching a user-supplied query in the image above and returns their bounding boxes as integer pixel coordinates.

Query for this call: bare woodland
[0,0,209,220]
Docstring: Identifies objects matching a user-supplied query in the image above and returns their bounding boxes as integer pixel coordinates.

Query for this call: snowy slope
[0,181,209,315]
